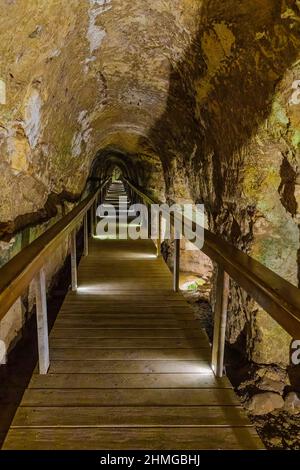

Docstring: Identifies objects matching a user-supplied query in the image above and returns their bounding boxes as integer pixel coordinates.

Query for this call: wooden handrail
[0,179,109,322]
[124,178,300,339]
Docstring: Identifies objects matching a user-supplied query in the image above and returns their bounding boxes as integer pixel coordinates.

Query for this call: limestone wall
[1,0,300,367]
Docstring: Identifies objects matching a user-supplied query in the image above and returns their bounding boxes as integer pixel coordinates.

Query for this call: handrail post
[141,198,147,233]
[88,207,94,236]
[83,213,88,256]
[211,266,230,377]
[35,269,49,374]
[157,212,162,257]
[148,203,152,239]
[173,229,180,292]
[94,200,98,236]
[90,206,94,237]
[71,229,77,291]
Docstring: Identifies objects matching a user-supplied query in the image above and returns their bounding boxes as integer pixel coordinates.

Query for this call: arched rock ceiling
[0,0,200,221]
[1,0,300,225]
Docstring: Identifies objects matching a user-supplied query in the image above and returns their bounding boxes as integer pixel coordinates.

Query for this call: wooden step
[21,388,241,406]
[2,427,262,450]
[50,328,207,339]
[29,373,229,389]
[47,359,210,374]
[12,405,250,427]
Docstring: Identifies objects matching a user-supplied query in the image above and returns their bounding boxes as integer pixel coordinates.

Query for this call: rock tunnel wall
[0,1,300,372]
[146,0,300,367]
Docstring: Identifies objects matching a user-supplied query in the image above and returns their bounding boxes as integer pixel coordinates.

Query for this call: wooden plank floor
[2,227,263,449]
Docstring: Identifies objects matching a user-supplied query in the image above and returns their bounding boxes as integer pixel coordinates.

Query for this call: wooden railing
[0,179,110,374]
[123,178,300,377]
[1,175,300,379]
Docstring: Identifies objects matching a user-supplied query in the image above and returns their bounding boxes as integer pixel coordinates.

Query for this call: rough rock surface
[247,392,285,415]
[1,0,300,448]
[284,392,300,413]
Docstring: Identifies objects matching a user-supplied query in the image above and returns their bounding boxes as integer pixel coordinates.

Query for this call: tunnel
[0,0,300,452]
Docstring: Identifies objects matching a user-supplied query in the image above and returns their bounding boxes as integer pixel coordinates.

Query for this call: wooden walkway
[2,187,263,449]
